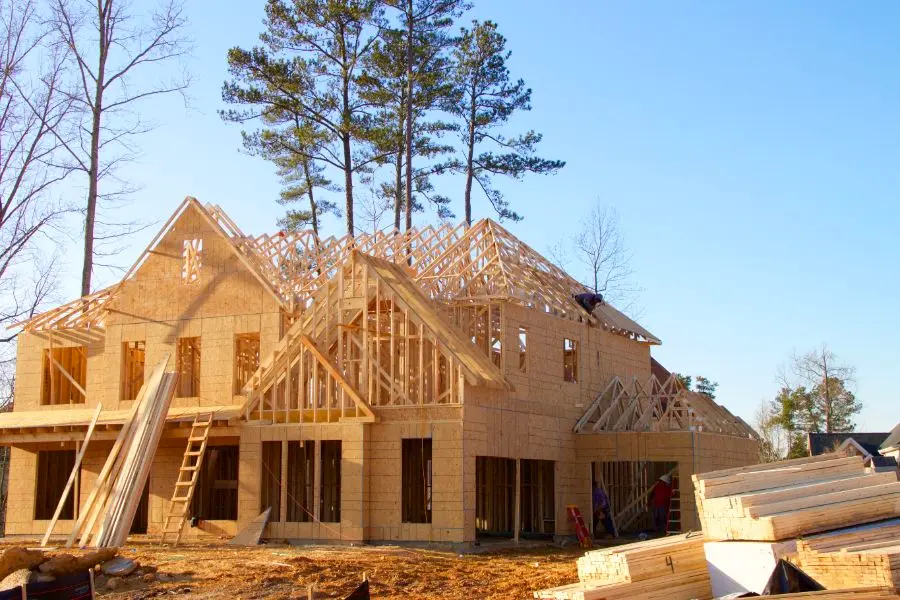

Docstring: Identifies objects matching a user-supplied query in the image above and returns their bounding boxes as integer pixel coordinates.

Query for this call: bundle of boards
[535,451,900,599]
[693,453,900,541]
[793,519,900,591]
[534,533,712,600]
[64,356,177,548]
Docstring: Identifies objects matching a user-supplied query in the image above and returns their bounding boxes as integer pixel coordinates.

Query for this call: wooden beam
[514,458,521,544]
[41,403,102,546]
[50,354,87,399]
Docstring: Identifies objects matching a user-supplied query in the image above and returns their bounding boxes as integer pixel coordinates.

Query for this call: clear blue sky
[55,1,900,430]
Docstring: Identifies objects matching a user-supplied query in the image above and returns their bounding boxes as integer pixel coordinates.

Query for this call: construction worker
[650,474,673,535]
[592,482,616,538]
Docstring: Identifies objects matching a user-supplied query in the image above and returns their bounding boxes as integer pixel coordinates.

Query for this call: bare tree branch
[550,200,643,316]
[0,0,74,408]
[49,0,192,295]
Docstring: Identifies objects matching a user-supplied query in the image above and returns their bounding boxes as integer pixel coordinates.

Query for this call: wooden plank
[40,403,103,546]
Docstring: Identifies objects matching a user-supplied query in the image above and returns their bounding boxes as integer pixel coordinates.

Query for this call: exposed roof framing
[18,198,659,344]
[574,374,755,437]
[242,250,508,423]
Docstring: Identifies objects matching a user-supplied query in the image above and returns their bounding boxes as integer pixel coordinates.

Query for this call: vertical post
[74,441,81,520]
[280,440,288,524]
[314,439,322,524]
[513,458,521,543]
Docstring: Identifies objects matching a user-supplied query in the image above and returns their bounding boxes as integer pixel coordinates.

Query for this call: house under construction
[0,197,757,544]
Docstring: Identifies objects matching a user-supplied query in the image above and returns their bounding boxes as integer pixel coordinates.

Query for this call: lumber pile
[693,453,900,541]
[794,519,900,591]
[535,533,711,600]
[536,452,900,599]
[575,533,706,585]
[66,356,176,548]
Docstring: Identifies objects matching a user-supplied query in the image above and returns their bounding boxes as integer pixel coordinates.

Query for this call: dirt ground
[105,543,582,599]
[27,542,588,599]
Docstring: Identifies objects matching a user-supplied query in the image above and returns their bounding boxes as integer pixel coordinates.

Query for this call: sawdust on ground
[99,543,582,599]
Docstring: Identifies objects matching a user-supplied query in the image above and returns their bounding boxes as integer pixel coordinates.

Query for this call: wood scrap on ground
[229,507,272,546]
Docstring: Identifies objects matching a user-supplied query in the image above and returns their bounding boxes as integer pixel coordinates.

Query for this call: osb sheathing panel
[491,304,652,423]
[11,203,282,415]
[239,423,369,543]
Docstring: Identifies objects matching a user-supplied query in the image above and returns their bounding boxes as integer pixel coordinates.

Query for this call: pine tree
[447,20,565,225]
[358,26,456,229]
[695,376,718,400]
[390,0,467,230]
[221,0,384,235]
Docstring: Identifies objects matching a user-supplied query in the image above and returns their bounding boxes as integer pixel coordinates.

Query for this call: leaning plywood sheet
[229,508,272,546]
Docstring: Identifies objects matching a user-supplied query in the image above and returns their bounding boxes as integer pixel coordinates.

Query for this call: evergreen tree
[768,386,816,458]
[695,376,718,400]
[221,0,384,235]
[358,25,455,229]
[446,20,564,224]
[385,0,467,230]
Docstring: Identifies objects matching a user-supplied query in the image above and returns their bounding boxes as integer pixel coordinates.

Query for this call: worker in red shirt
[650,474,673,534]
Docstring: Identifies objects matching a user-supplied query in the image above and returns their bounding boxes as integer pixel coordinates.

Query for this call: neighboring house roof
[880,422,900,453]
[808,432,891,457]
[14,198,661,345]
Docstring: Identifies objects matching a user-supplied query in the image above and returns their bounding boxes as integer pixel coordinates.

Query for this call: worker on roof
[650,474,673,535]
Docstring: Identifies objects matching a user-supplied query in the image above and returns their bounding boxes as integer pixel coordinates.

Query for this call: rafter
[17,200,660,347]
[574,374,756,436]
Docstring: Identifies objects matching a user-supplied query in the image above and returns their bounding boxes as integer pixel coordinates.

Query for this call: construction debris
[534,451,900,599]
[66,356,176,548]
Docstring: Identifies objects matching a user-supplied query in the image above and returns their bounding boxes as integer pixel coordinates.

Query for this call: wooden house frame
[0,197,757,543]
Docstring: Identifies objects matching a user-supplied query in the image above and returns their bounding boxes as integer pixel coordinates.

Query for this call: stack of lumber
[794,519,900,591]
[535,533,711,600]
[692,453,900,541]
[65,356,176,548]
[575,533,706,585]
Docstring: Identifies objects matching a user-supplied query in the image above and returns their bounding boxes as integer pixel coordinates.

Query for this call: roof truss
[574,373,755,436]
